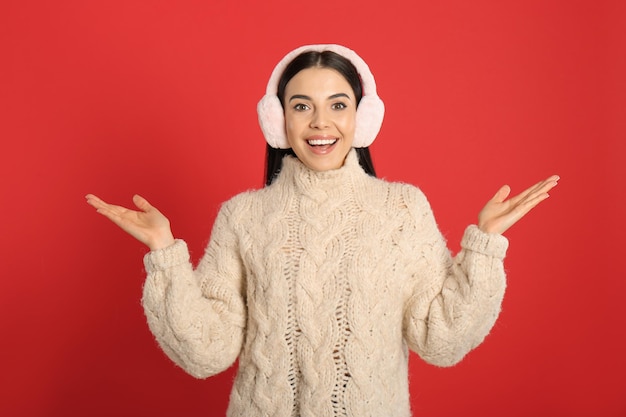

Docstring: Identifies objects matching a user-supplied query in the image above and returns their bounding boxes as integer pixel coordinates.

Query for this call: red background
[2,1,625,416]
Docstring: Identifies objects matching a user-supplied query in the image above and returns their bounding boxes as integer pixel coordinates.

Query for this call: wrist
[149,233,176,251]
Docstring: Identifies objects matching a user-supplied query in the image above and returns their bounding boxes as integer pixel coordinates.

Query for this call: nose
[310,109,330,129]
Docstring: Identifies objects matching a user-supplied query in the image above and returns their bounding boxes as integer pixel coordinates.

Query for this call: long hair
[264,50,376,186]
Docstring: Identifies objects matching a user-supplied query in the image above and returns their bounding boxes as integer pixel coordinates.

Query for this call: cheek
[285,119,294,135]
[285,112,306,136]
[284,118,299,147]
[338,112,356,135]
[284,111,296,131]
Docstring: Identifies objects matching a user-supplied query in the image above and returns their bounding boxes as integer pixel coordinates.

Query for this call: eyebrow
[288,93,352,102]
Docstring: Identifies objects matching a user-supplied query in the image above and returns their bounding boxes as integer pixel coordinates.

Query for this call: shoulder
[217,182,286,221]
[215,187,265,223]
[364,176,431,212]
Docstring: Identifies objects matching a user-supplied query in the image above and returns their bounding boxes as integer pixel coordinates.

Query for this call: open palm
[85,194,175,250]
[478,175,559,235]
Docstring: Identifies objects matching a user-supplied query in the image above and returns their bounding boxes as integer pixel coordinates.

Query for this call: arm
[85,193,246,378]
[402,173,558,366]
[401,188,508,367]
[142,202,246,378]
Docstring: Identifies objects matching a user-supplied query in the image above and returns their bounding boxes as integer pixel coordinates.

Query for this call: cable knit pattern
[142,149,508,417]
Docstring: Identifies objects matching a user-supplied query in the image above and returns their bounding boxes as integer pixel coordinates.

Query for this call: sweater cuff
[461,225,509,259]
[143,239,190,273]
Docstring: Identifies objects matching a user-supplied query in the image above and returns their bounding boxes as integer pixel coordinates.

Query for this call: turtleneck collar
[273,149,370,199]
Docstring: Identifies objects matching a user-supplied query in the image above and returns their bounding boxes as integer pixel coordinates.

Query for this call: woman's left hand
[478,175,560,235]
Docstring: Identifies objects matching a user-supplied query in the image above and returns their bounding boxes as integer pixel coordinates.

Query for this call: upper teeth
[308,138,337,145]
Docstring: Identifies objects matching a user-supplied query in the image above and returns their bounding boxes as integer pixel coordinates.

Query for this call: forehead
[285,67,353,95]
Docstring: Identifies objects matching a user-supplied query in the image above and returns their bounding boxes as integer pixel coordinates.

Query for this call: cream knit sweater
[142,150,508,417]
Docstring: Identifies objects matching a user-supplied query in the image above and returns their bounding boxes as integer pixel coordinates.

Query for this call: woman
[86,44,558,417]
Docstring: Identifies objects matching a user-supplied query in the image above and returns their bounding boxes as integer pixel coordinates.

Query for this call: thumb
[492,185,511,203]
[132,194,152,212]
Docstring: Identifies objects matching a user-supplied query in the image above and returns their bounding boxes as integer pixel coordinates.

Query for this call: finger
[507,175,559,205]
[520,176,559,202]
[85,195,130,215]
[533,175,560,192]
[85,194,110,210]
[491,185,511,203]
[89,204,127,227]
[92,202,130,221]
[510,190,551,220]
[86,196,136,223]
[132,194,153,212]
[509,181,544,203]
[540,175,560,192]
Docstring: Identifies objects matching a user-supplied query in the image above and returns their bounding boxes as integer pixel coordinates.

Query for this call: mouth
[306,138,338,146]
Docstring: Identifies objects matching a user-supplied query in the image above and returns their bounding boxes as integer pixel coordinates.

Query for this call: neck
[273,149,368,198]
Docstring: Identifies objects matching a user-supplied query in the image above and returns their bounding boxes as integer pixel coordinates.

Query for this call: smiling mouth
[307,138,338,146]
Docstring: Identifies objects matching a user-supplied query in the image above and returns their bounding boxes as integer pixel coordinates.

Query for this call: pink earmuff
[257,44,385,149]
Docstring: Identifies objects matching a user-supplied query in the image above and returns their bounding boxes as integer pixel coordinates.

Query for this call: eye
[293,103,309,111]
[331,102,347,110]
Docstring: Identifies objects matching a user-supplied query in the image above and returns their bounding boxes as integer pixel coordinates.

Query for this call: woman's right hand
[85,194,175,251]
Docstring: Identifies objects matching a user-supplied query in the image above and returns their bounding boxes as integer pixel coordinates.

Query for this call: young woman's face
[284,67,356,172]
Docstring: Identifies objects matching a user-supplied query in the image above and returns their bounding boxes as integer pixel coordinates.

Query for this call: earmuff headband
[257,44,385,149]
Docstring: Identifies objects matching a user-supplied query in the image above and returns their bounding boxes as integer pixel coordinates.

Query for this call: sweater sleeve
[141,202,247,378]
[401,186,508,367]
